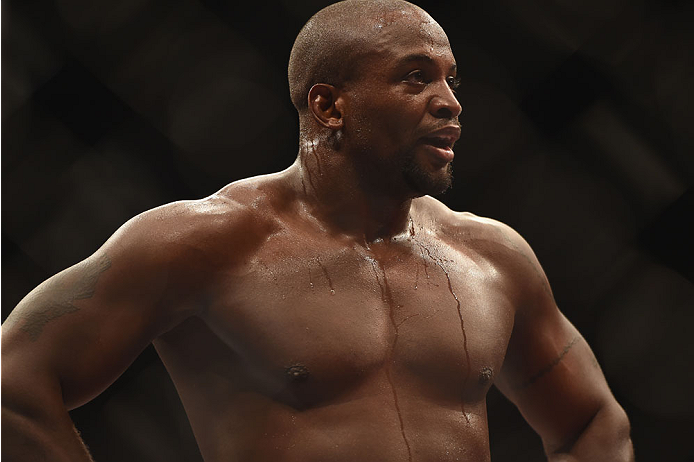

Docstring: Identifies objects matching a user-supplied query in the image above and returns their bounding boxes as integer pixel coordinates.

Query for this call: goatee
[403,159,453,197]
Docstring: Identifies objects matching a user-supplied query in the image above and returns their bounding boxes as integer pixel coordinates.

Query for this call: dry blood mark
[260,261,279,285]
[300,175,308,196]
[315,258,336,295]
[310,142,322,176]
[369,257,413,462]
[414,240,471,424]
[397,313,421,328]
[300,150,317,193]
[420,246,431,281]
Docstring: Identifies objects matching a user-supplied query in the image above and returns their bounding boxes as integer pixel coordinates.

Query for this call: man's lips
[420,125,461,163]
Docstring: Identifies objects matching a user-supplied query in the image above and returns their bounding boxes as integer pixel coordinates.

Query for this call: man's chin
[404,162,453,197]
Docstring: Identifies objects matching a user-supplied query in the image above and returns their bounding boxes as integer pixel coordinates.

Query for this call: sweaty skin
[154,183,514,462]
[2,1,633,461]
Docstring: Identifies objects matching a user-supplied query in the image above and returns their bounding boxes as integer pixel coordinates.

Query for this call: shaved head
[288,0,459,197]
[288,0,432,114]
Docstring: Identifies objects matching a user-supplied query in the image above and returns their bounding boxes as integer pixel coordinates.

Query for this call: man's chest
[202,231,516,406]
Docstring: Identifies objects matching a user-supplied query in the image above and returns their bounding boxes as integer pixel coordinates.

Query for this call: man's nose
[429,83,462,119]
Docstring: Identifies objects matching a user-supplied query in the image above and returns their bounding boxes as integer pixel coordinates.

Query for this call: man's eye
[404,70,426,84]
[447,76,461,91]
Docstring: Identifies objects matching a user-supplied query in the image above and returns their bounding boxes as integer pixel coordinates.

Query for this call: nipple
[285,364,310,382]
[478,366,493,385]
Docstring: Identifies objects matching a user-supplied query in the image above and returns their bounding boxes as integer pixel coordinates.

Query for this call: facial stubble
[402,149,454,197]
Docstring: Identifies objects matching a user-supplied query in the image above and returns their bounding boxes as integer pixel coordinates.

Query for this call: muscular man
[2,1,633,460]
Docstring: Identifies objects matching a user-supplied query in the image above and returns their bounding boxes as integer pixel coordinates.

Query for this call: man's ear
[308,83,344,130]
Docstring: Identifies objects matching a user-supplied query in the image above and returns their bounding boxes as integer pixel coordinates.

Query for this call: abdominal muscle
[181,379,491,462]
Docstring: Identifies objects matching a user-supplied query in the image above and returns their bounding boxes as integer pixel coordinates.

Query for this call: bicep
[492,227,614,452]
[496,305,611,451]
[2,226,185,409]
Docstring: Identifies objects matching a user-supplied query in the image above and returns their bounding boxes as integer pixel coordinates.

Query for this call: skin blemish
[315,258,336,295]
[260,261,279,285]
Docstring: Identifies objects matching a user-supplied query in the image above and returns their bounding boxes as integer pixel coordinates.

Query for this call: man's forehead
[360,18,454,71]
[364,8,452,58]
[396,52,457,73]
[370,5,434,28]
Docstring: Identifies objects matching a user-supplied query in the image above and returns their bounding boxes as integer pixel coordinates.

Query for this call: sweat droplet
[330,289,336,295]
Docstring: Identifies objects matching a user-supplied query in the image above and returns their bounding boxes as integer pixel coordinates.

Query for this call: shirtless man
[2,1,634,460]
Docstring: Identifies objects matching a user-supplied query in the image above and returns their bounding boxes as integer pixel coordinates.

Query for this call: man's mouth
[420,125,461,164]
[422,136,456,150]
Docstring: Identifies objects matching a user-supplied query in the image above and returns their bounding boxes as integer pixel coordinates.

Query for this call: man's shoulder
[108,173,287,261]
[415,196,535,267]
[415,196,517,244]
[416,197,551,309]
[141,173,284,229]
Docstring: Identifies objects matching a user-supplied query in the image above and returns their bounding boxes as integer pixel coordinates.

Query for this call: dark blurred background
[2,0,693,460]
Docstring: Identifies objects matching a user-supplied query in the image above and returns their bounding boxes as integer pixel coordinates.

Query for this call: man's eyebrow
[397,53,457,73]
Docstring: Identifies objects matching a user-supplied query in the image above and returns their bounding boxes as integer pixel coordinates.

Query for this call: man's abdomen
[196,390,491,462]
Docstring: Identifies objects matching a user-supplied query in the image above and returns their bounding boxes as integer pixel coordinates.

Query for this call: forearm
[547,402,634,462]
[2,396,94,461]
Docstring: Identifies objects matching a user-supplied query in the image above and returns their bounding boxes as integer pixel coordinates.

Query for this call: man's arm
[492,224,634,461]
[1,202,211,461]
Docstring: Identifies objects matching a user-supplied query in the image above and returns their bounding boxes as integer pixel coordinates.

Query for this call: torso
[153,175,518,462]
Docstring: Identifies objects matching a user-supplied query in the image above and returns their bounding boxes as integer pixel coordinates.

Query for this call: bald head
[288,0,433,113]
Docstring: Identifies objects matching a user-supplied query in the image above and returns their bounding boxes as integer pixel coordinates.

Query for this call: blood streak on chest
[315,258,336,295]
[367,254,414,462]
[411,233,472,424]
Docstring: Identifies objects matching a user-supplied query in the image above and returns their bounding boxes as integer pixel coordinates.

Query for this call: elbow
[599,401,633,456]
[2,351,67,420]
[612,403,635,461]
[549,401,634,462]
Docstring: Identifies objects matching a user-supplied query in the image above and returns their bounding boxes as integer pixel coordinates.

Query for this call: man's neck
[288,146,415,243]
